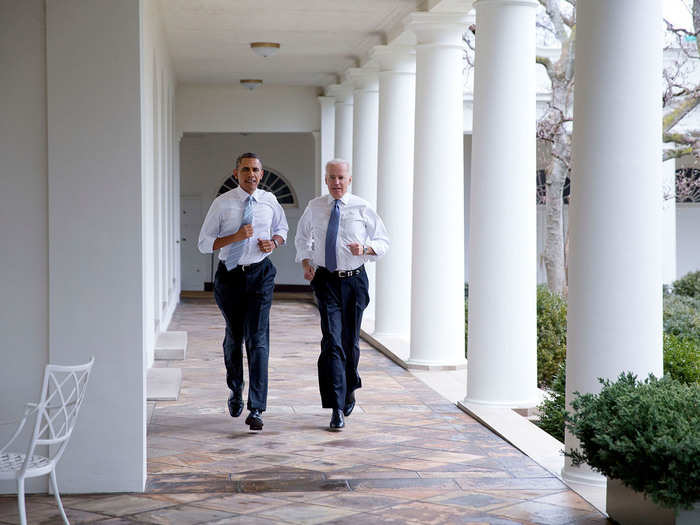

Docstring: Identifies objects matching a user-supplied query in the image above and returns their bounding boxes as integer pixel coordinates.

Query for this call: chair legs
[16,477,26,525]
[50,469,69,525]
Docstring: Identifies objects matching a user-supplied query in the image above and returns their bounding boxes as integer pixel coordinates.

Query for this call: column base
[463,394,541,410]
[561,465,606,488]
[405,358,468,371]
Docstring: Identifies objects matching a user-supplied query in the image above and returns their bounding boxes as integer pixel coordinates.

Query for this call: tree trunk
[543,152,567,296]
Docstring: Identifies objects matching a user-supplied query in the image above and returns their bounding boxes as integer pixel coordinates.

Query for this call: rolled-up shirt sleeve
[198,198,221,254]
[271,198,289,242]
[362,206,390,262]
[294,205,314,263]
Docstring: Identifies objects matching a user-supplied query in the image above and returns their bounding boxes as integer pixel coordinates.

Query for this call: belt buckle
[338,270,347,278]
[240,264,249,272]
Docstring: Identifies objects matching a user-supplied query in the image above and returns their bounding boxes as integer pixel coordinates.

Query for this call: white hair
[325,158,350,174]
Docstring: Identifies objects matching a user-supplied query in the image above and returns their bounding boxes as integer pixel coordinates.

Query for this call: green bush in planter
[567,373,700,510]
[664,334,700,384]
[672,270,700,299]
[536,285,568,388]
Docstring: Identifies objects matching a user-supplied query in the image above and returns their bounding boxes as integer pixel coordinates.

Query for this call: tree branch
[663,95,700,132]
[664,146,695,161]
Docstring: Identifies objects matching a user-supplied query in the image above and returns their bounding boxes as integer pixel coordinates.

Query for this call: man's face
[234,157,263,194]
[325,163,351,199]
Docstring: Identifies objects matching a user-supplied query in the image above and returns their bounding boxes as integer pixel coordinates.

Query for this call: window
[217,167,297,206]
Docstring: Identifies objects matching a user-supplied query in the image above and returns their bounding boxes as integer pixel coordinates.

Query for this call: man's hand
[347,243,364,256]
[236,224,254,241]
[302,259,315,281]
[258,239,276,253]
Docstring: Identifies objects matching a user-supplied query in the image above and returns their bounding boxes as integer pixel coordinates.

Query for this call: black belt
[221,259,267,273]
[320,265,363,279]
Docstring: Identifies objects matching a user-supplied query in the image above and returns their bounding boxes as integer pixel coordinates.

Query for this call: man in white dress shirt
[198,152,288,431]
[295,159,390,430]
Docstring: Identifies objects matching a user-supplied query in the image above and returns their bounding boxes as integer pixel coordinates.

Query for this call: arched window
[217,167,297,207]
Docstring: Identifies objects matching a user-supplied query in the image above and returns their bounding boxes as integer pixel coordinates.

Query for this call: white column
[348,68,379,207]
[46,0,145,491]
[466,0,539,406]
[662,157,677,285]
[318,95,335,196]
[327,84,353,164]
[347,67,380,322]
[372,45,416,338]
[563,0,663,487]
[407,13,469,368]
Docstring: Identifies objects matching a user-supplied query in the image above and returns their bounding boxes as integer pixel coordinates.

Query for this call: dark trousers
[311,266,369,410]
[214,259,276,412]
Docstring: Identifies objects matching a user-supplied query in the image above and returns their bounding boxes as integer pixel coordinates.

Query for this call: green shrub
[663,293,700,341]
[567,373,700,510]
[536,285,568,388]
[673,270,700,299]
[664,333,700,384]
[535,362,566,442]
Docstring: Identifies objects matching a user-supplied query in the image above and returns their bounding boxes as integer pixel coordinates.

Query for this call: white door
[180,195,208,290]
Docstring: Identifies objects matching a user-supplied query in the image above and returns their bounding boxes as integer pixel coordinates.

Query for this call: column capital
[404,12,473,46]
[345,67,379,92]
[318,95,336,109]
[370,45,416,74]
[474,0,539,9]
[326,83,354,103]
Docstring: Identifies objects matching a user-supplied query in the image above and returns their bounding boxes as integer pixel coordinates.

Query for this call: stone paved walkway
[0,299,609,524]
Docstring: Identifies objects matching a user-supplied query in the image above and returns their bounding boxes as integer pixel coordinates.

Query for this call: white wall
[177,84,321,134]
[180,132,315,287]
[677,204,700,278]
[141,0,178,367]
[45,0,145,492]
[0,0,49,494]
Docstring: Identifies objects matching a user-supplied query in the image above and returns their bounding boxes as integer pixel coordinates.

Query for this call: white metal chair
[0,358,94,525]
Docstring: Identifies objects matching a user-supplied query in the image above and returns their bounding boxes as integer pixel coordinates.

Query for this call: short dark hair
[236,152,261,168]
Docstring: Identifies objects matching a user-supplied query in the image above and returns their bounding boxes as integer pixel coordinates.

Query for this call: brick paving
[0,299,609,524]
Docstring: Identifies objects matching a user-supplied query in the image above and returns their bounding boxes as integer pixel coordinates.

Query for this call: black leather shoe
[329,408,345,431]
[245,409,263,431]
[343,391,355,417]
[227,391,244,418]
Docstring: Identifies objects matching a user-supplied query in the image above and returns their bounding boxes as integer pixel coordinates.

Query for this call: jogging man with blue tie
[295,159,390,430]
[198,152,288,431]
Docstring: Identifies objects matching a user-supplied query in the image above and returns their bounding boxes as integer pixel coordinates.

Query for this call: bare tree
[535,0,575,296]
[466,1,700,295]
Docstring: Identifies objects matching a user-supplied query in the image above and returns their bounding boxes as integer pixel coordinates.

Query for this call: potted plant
[567,373,699,525]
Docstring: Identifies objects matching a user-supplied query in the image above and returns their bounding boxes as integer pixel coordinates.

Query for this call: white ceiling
[159,0,426,86]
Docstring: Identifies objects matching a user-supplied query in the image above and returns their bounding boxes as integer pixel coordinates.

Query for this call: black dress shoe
[227,391,244,418]
[329,408,345,431]
[245,409,263,431]
[343,391,355,417]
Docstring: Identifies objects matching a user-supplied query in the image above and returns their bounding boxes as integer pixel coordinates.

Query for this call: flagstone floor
[0,299,610,524]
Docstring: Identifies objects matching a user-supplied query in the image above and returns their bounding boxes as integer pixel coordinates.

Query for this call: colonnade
[318,0,663,487]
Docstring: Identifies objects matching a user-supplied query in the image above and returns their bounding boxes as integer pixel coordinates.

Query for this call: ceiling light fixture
[250,42,280,58]
[240,79,263,90]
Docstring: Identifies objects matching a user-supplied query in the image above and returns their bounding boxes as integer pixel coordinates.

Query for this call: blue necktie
[325,199,340,271]
[225,195,254,270]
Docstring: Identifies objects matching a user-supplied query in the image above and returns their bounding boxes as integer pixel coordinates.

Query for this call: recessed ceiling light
[250,42,280,58]
[240,79,263,90]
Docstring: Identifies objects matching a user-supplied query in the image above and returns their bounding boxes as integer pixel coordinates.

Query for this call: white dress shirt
[295,193,390,271]
[198,186,289,265]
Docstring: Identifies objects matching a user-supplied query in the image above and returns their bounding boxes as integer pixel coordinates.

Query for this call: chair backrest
[23,357,94,468]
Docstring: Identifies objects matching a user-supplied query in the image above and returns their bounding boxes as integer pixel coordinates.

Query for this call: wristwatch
[272,238,279,248]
